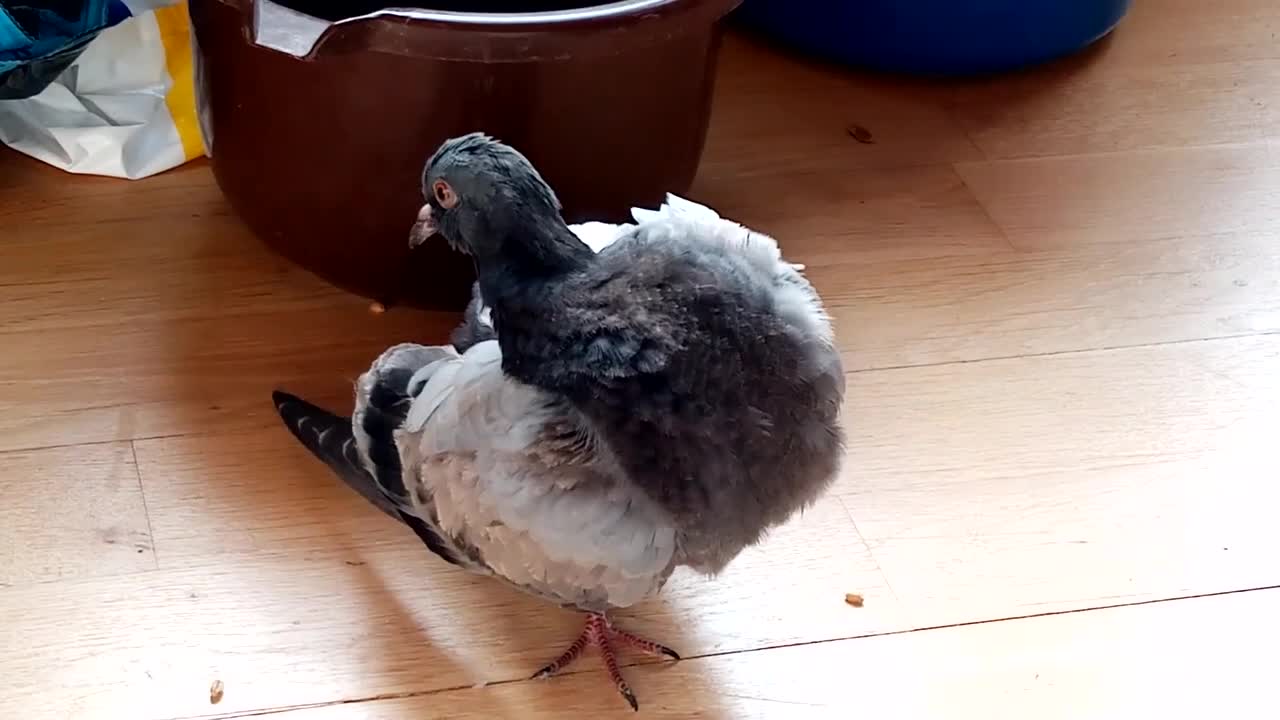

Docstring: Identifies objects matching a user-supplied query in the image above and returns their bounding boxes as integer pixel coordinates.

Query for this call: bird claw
[531,613,678,712]
[620,685,639,712]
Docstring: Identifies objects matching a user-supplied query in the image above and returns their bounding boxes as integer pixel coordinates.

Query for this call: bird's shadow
[307,508,737,717]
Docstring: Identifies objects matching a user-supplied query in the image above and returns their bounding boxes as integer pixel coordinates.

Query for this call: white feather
[567,220,628,253]
[567,194,804,272]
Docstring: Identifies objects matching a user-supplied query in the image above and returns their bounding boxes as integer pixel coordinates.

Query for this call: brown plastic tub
[188,0,742,310]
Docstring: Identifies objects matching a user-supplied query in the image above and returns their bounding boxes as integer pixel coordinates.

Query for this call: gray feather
[272,346,474,568]
[271,391,401,519]
[450,281,496,353]
[273,341,677,611]
[402,340,676,610]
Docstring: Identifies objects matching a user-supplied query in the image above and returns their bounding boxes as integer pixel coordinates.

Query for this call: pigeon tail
[271,390,401,520]
[274,373,466,568]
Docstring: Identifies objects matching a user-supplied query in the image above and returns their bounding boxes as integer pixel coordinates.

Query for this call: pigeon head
[409,133,569,264]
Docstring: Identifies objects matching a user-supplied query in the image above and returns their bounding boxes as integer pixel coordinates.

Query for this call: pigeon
[273,133,845,710]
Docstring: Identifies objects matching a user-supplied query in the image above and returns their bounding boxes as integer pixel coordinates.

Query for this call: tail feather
[271,390,401,519]
[274,378,466,568]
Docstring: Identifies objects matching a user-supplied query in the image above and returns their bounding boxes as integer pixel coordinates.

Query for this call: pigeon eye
[433,180,458,209]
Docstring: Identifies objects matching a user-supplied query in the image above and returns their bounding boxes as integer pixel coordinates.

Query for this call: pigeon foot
[530,613,680,712]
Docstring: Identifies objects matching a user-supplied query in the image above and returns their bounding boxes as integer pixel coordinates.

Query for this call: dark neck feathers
[476,218,591,310]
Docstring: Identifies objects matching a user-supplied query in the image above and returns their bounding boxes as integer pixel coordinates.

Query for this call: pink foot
[531,613,680,711]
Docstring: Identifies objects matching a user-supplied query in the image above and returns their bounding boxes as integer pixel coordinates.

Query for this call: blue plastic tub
[735,0,1133,76]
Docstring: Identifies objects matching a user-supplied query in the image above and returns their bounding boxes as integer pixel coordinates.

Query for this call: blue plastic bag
[0,1,133,99]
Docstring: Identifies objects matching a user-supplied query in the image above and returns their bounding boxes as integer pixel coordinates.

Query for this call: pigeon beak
[408,204,437,249]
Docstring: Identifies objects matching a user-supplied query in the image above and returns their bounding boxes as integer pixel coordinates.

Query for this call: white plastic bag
[0,0,203,179]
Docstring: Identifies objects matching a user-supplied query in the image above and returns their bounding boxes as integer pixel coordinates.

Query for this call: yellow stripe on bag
[154,1,203,162]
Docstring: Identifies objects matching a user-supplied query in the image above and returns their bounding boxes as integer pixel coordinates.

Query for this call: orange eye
[433,180,458,209]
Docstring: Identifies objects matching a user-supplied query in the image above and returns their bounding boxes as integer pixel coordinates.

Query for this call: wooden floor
[3,2,1277,717]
